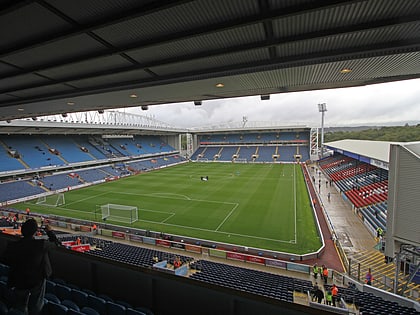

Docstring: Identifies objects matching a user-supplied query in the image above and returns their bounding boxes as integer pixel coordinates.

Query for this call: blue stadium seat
[44,293,60,304]
[106,301,126,315]
[98,293,113,302]
[80,306,100,315]
[87,295,106,314]
[134,306,154,315]
[55,283,72,301]
[61,299,80,312]
[45,280,56,294]
[71,289,88,308]
[126,308,148,315]
[47,301,68,315]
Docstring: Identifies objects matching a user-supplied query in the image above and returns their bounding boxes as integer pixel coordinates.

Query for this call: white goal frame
[36,193,65,207]
[100,204,138,224]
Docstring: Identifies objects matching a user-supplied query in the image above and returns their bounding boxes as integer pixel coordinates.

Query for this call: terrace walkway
[309,164,377,255]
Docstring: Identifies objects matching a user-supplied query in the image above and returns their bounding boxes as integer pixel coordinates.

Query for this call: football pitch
[16,163,322,254]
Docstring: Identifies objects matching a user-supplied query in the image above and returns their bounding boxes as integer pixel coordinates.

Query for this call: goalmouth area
[17,163,322,255]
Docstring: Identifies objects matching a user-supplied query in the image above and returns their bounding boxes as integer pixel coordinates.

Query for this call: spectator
[322,265,329,285]
[314,287,324,304]
[331,284,339,307]
[311,282,319,301]
[313,263,319,279]
[365,268,374,285]
[173,256,182,269]
[1,218,58,315]
[325,288,332,305]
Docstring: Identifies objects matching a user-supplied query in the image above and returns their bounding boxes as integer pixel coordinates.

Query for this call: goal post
[36,193,65,207]
[100,204,138,224]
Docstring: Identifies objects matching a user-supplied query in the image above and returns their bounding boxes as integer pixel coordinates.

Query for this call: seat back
[106,301,126,315]
[47,301,68,315]
[87,295,106,314]
[55,283,72,301]
[71,289,88,308]
[81,306,100,315]
[61,299,80,311]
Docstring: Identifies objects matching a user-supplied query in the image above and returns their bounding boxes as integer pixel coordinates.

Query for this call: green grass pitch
[15,163,322,254]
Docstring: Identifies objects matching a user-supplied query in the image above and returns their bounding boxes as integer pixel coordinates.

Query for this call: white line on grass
[215,203,239,231]
[117,191,237,207]
[149,192,191,200]
[160,213,176,223]
[139,208,175,215]
[136,218,293,244]
[65,191,109,207]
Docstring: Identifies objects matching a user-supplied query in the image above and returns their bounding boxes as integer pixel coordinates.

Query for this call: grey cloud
[126,78,420,128]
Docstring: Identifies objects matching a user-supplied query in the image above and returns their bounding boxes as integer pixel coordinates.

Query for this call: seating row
[324,284,419,315]
[189,260,311,303]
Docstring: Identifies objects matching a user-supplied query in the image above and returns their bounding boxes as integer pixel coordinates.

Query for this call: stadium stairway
[348,250,420,303]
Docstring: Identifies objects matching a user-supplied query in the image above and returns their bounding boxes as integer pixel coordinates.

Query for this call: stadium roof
[1,0,420,121]
[325,139,397,163]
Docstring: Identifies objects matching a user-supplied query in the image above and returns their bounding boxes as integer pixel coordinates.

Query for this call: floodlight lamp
[318,103,327,112]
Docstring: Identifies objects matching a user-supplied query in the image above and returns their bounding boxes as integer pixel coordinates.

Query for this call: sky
[123,78,420,129]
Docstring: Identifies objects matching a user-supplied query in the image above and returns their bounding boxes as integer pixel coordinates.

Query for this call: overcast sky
[124,78,420,128]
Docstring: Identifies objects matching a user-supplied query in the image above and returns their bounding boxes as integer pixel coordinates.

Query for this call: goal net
[100,204,138,224]
[36,193,65,207]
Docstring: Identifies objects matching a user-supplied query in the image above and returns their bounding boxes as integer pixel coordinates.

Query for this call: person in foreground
[2,218,59,315]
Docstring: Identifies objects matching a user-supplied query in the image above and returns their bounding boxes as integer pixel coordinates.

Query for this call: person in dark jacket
[2,218,58,315]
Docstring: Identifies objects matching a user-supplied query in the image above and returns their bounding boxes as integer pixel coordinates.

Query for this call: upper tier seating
[0,135,176,173]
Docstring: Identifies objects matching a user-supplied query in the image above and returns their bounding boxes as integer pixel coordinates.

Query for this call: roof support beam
[0,0,364,59]
[1,39,419,108]
[0,16,419,95]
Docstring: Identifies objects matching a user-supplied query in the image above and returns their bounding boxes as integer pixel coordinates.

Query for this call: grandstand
[0,1,420,314]
[191,128,312,163]
[0,116,419,315]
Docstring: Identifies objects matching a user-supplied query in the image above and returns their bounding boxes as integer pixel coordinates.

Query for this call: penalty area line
[215,203,239,231]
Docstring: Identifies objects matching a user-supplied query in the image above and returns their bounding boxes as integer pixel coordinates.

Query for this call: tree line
[324,124,420,142]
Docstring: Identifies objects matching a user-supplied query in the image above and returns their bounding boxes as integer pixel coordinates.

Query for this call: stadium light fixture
[318,103,327,158]
[340,68,352,74]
